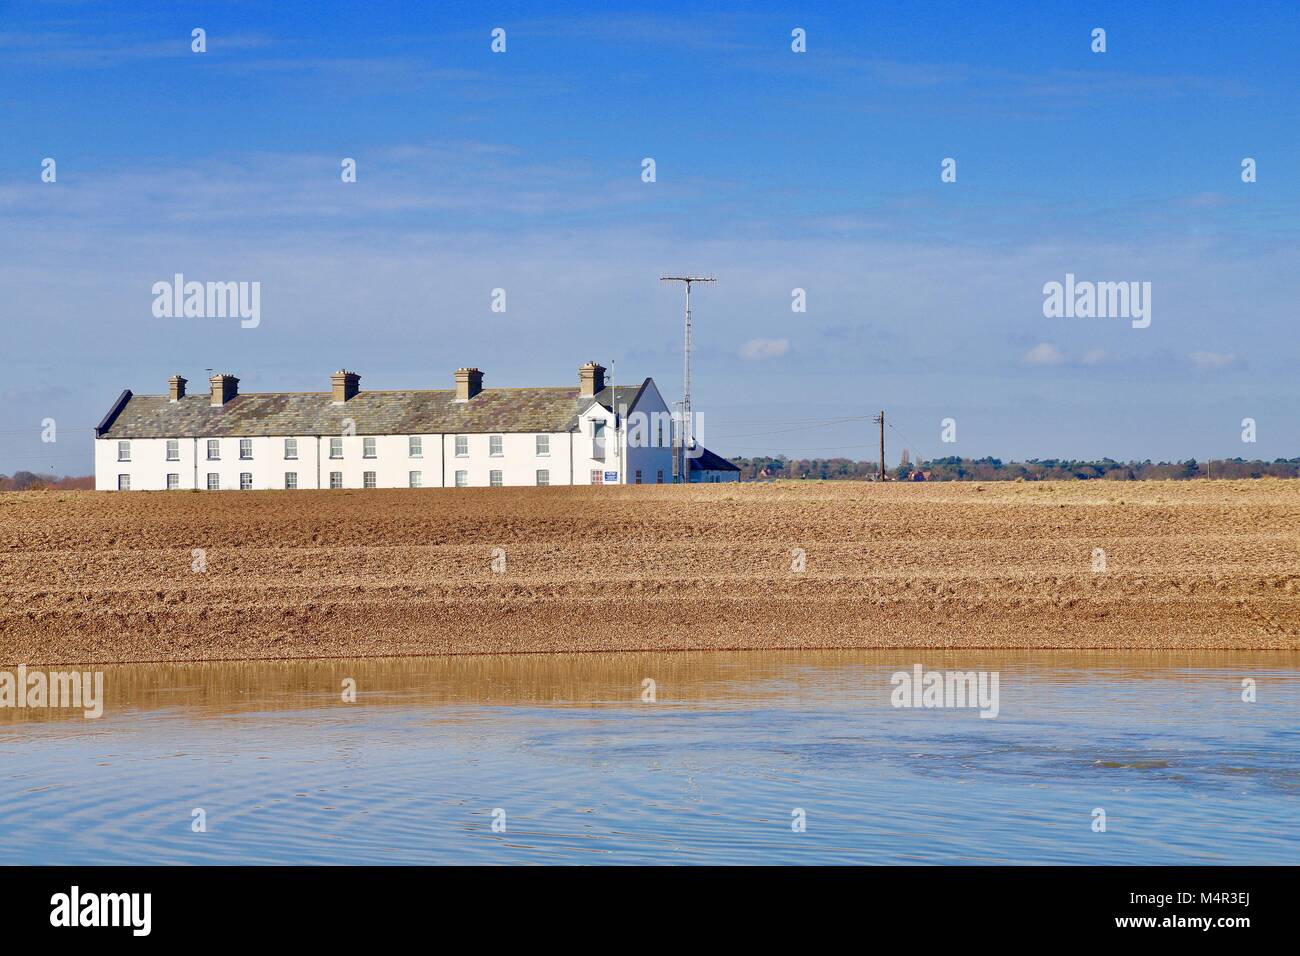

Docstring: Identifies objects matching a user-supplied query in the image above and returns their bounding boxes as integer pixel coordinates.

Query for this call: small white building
[95,363,686,491]
[687,445,741,483]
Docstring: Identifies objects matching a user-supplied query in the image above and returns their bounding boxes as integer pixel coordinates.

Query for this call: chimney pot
[168,374,187,402]
[454,367,483,401]
[579,361,606,398]
[209,373,239,407]
[331,369,361,403]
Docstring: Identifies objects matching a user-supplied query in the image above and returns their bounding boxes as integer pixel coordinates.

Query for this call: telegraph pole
[608,360,618,485]
[873,410,885,481]
[660,275,716,482]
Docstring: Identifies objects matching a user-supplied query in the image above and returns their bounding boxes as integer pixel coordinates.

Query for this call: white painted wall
[439,430,574,487]
[96,435,330,491]
[97,427,651,490]
[623,380,674,485]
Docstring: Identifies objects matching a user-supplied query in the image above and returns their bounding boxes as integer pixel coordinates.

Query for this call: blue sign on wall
[604,471,619,483]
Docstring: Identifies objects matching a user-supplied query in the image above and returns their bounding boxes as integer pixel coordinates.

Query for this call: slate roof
[96,383,650,439]
[688,445,741,472]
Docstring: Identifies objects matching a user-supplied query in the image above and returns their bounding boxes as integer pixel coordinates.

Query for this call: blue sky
[2,0,1298,473]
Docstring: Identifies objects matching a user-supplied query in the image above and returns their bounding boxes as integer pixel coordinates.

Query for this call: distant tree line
[731,456,1300,482]
[6,458,1300,489]
[0,471,95,491]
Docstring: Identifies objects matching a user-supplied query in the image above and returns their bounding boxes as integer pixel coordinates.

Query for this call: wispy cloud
[0,30,274,68]
[512,14,767,52]
[0,143,665,233]
[1189,351,1235,370]
[1022,343,1064,366]
[740,338,790,360]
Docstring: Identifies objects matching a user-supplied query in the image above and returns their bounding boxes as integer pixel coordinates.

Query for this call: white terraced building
[94,362,734,491]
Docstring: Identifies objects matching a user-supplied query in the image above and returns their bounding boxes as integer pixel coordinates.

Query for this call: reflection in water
[2,650,1297,864]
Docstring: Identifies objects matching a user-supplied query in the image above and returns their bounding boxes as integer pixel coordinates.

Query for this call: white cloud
[1189,351,1234,369]
[1022,342,1064,366]
[740,338,790,360]
[1079,349,1107,365]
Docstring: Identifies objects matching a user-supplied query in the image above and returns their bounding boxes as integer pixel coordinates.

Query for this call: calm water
[1,650,1297,864]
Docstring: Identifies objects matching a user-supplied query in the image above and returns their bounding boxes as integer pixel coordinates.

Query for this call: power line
[724,445,880,454]
[699,413,879,427]
[708,416,878,441]
[887,421,928,465]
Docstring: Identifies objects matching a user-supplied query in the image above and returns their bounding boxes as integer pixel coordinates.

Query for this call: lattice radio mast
[660,275,715,482]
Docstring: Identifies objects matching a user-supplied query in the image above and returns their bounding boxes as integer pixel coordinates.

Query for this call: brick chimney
[331,370,360,403]
[454,367,483,402]
[579,361,605,398]
[168,375,187,402]
[209,373,239,407]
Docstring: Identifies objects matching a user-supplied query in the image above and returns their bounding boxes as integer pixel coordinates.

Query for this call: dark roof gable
[95,390,132,437]
[588,379,651,417]
[689,445,740,472]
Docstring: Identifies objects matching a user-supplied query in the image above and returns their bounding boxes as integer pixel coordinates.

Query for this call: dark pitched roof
[688,445,740,472]
[591,382,649,416]
[97,387,594,439]
[96,378,660,439]
[95,390,132,437]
